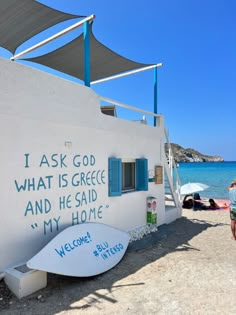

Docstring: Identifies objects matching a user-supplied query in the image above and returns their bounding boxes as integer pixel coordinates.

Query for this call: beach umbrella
[180,183,209,195]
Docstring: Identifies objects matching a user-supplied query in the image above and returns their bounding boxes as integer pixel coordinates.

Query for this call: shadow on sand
[0,215,229,313]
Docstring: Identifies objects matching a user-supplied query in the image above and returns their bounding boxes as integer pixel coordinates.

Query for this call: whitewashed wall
[0,58,169,271]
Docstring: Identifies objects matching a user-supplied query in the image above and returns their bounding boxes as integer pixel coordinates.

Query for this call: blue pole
[83,21,90,87]
[154,67,157,126]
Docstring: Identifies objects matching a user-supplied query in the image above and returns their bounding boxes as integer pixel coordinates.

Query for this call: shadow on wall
[0,216,227,313]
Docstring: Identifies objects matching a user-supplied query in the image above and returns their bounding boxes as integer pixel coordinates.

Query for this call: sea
[177,161,236,200]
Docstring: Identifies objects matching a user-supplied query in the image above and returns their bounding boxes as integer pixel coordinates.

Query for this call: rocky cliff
[165,143,224,163]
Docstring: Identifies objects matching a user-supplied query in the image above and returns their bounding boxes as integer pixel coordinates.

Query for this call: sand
[1,208,236,315]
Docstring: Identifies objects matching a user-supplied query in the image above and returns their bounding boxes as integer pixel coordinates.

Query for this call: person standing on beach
[228,180,236,240]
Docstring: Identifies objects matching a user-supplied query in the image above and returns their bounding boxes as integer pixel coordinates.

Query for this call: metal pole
[100,95,161,120]
[154,66,158,126]
[11,15,95,61]
[91,63,162,85]
[83,21,90,87]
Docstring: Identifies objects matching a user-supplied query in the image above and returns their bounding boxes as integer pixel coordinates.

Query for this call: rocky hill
[165,143,224,163]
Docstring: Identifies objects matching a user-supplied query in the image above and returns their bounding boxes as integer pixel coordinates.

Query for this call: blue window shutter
[108,158,122,196]
[136,158,148,191]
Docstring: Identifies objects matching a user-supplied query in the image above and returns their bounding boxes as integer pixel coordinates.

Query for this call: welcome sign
[27,223,130,277]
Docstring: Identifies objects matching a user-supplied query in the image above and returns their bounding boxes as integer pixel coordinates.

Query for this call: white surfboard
[27,223,130,277]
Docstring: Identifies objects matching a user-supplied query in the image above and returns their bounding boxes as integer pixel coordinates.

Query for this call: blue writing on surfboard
[93,243,124,260]
[54,232,92,258]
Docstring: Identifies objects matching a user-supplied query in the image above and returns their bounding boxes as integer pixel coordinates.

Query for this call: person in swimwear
[182,194,207,210]
[228,180,236,240]
[208,198,220,209]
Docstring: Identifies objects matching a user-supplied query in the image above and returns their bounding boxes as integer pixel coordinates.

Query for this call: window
[108,157,148,197]
[122,161,135,192]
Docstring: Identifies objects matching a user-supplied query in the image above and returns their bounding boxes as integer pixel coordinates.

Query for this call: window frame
[108,157,148,197]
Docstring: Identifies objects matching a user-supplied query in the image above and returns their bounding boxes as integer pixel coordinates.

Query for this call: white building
[0,2,181,273]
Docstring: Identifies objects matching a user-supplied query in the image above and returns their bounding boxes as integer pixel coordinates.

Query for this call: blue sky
[0,0,235,160]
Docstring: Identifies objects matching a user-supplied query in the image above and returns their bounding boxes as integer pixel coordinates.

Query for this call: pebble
[129,225,158,242]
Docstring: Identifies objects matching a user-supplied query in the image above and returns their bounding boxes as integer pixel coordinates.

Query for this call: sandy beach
[1,207,236,315]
